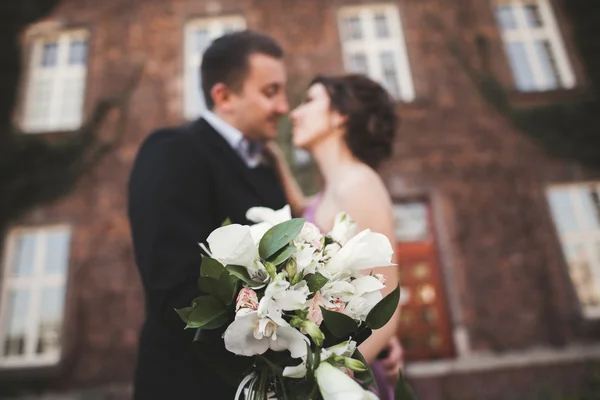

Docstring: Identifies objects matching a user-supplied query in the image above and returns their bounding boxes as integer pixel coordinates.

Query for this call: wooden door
[393,202,455,361]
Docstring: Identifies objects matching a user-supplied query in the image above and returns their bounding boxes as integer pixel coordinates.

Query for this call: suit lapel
[185,118,278,206]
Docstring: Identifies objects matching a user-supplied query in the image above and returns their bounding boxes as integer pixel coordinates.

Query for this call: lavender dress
[303,195,394,400]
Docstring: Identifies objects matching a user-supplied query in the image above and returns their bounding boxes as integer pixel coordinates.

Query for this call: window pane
[11,232,37,277]
[563,243,600,308]
[523,3,544,28]
[343,16,362,41]
[347,53,368,74]
[496,5,517,31]
[380,52,401,99]
[194,29,210,54]
[506,41,536,91]
[579,187,600,230]
[548,188,578,233]
[44,230,70,276]
[28,79,53,128]
[394,202,429,242]
[36,287,65,355]
[2,290,30,357]
[534,40,561,90]
[41,43,58,68]
[68,40,87,65]
[374,13,389,38]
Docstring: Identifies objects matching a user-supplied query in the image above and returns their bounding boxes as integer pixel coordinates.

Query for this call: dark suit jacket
[127,118,286,399]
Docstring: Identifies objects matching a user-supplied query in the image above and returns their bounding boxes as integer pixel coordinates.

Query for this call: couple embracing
[128,30,403,400]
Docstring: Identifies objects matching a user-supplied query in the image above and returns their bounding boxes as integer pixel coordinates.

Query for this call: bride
[265,74,404,399]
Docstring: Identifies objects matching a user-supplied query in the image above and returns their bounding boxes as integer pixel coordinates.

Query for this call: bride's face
[291,83,340,150]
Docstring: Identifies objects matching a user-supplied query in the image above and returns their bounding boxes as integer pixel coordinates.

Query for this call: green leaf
[175,306,194,323]
[200,256,225,280]
[271,245,296,266]
[217,269,239,305]
[259,218,305,259]
[320,307,358,338]
[198,273,237,305]
[185,296,227,329]
[198,276,223,297]
[366,285,400,329]
[352,349,375,389]
[226,265,264,288]
[395,372,419,400]
[199,311,231,330]
[305,273,329,293]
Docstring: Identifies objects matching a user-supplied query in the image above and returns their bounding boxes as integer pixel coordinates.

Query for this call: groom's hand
[381,335,404,385]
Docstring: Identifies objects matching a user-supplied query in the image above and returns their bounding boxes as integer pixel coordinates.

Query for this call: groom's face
[229,53,289,141]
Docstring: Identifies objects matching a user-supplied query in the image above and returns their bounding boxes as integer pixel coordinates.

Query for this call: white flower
[207,224,258,269]
[282,340,357,379]
[325,229,394,278]
[322,243,341,262]
[343,291,383,322]
[320,280,355,302]
[294,245,318,273]
[282,362,308,379]
[321,340,357,361]
[246,205,292,225]
[306,291,347,327]
[315,362,379,400]
[257,280,309,326]
[351,276,385,295]
[249,222,272,243]
[297,222,324,250]
[328,212,357,246]
[206,224,270,284]
[223,311,308,358]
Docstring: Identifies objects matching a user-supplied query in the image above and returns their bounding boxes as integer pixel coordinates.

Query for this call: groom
[127,31,289,399]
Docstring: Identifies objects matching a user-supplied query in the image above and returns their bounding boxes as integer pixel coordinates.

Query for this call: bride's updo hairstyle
[310,74,398,169]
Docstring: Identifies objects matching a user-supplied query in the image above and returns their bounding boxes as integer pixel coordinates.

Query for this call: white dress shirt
[203,110,262,169]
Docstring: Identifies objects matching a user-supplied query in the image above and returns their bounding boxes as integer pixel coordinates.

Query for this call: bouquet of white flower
[176,205,417,400]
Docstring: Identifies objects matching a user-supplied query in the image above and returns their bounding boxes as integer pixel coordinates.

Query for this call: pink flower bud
[307,292,324,327]
[235,288,259,312]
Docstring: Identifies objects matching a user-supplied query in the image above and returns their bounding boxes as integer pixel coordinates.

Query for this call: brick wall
[1,0,599,396]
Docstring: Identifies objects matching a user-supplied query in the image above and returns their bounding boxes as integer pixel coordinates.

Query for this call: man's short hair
[200,30,284,110]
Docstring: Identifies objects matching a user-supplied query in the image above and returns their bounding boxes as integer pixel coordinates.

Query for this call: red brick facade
[2,0,599,398]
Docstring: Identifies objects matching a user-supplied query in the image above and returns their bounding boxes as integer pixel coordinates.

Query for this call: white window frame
[495,0,575,92]
[546,182,600,319]
[21,30,89,133]
[183,15,246,120]
[337,3,415,102]
[0,225,71,368]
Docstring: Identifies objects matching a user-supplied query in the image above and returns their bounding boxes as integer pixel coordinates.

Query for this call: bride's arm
[264,141,311,217]
[336,173,401,364]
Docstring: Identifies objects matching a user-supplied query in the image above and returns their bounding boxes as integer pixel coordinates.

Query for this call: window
[494,0,575,92]
[184,16,246,120]
[22,31,89,133]
[547,183,600,318]
[0,226,71,368]
[337,4,415,102]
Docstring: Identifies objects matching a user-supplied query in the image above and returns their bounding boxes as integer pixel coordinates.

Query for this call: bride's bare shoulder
[337,163,390,200]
